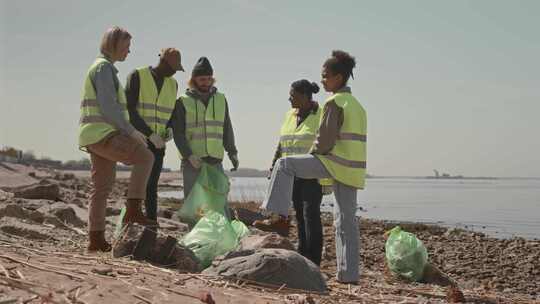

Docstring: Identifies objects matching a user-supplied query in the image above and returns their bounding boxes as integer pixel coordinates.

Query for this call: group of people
[79,26,366,284]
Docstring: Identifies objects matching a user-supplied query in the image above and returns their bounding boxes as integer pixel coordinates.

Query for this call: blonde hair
[188,77,216,89]
[99,26,131,58]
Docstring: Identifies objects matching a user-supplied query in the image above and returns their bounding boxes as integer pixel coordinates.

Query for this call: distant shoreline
[61,168,540,181]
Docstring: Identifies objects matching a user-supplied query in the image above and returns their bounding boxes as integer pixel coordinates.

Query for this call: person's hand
[164,128,174,142]
[188,155,202,169]
[149,133,165,149]
[267,167,273,180]
[130,130,148,147]
[229,154,239,171]
[322,185,333,195]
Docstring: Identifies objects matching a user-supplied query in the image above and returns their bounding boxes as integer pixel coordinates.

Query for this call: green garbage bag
[114,206,127,238]
[231,219,250,239]
[181,211,249,268]
[178,163,230,226]
[385,226,428,281]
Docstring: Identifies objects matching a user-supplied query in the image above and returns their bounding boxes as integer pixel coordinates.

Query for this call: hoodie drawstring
[195,101,198,126]
[212,96,215,119]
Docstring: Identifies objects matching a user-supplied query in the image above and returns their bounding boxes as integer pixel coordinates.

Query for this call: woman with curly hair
[255,50,367,283]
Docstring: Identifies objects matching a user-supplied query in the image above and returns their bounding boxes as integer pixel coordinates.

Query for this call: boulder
[151,236,200,273]
[170,243,200,273]
[112,223,145,258]
[0,190,13,201]
[113,224,200,272]
[12,182,60,201]
[52,204,86,227]
[203,248,327,292]
[53,172,76,181]
[38,202,86,227]
[236,233,295,251]
[13,198,54,211]
[0,216,51,240]
[0,204,27,219]
[0,203,45,223]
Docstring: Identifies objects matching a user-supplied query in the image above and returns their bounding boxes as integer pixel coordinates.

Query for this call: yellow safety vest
[279,106,333,187]
[136,67,177,138]
[78,57,129,148]
[180,92,227,159]
[316,92,367,189]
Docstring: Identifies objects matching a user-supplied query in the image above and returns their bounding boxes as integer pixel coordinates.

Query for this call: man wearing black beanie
[170,56,239,214]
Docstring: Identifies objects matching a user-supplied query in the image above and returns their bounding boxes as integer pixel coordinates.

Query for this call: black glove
[229,154,239,171]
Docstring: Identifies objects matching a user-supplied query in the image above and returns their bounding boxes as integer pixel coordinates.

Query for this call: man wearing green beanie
[170,57,239,216]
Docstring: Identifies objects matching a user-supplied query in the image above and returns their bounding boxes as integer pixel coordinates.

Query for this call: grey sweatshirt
[310,86,351,155]
[170,87,237,164]
[92,55,135,135]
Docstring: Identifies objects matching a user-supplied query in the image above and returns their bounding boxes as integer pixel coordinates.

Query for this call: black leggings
[292,178,323,266]
[144,144,165,220]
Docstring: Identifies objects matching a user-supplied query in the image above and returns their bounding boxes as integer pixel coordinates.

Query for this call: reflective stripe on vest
[136,67,177,138]
[279,107,333,187]
[316,92,367,189]
[279,108,320,158]
[181,93,227,159]
[78,57,128,148]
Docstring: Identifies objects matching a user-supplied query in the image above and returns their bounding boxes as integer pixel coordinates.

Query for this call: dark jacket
[170,87,238,164]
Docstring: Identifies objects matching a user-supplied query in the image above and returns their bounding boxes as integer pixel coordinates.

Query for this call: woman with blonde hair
[78,26,154,252]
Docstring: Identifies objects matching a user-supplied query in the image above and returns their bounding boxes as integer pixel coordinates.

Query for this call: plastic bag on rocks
[385,226,428,281]
[181,211,249,268]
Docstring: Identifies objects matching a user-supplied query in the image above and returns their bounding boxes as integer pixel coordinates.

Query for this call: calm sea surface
[160,177,540,239]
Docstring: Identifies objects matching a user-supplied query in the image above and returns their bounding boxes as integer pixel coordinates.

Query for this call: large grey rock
[113,224,200,272]
[203,248,327,292]
[38,202,86,227]
[14,198,54,211]
[113,223,145,258]
[0,204,27,219]
[170,243,200,273]
[0,217,51,240]
[0,190,13,201]
[53,172,76,181]
[51,204,86,227]
[12,182,60,201]
[0,203,45,223]
[236,233,295,251]
[150,236,200,273]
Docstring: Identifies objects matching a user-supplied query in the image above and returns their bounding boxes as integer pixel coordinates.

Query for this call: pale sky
[1,0,539,177]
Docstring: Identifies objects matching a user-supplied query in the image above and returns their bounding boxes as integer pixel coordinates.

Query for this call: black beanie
[192,57,213,77]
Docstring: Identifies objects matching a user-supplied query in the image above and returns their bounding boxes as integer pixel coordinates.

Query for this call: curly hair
[323,50,356,84]
[291,79,319,100]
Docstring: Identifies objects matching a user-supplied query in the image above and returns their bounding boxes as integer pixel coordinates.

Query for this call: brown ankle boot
[253,215,290,237]
[122,199,154,226]
[87,230,111,252]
